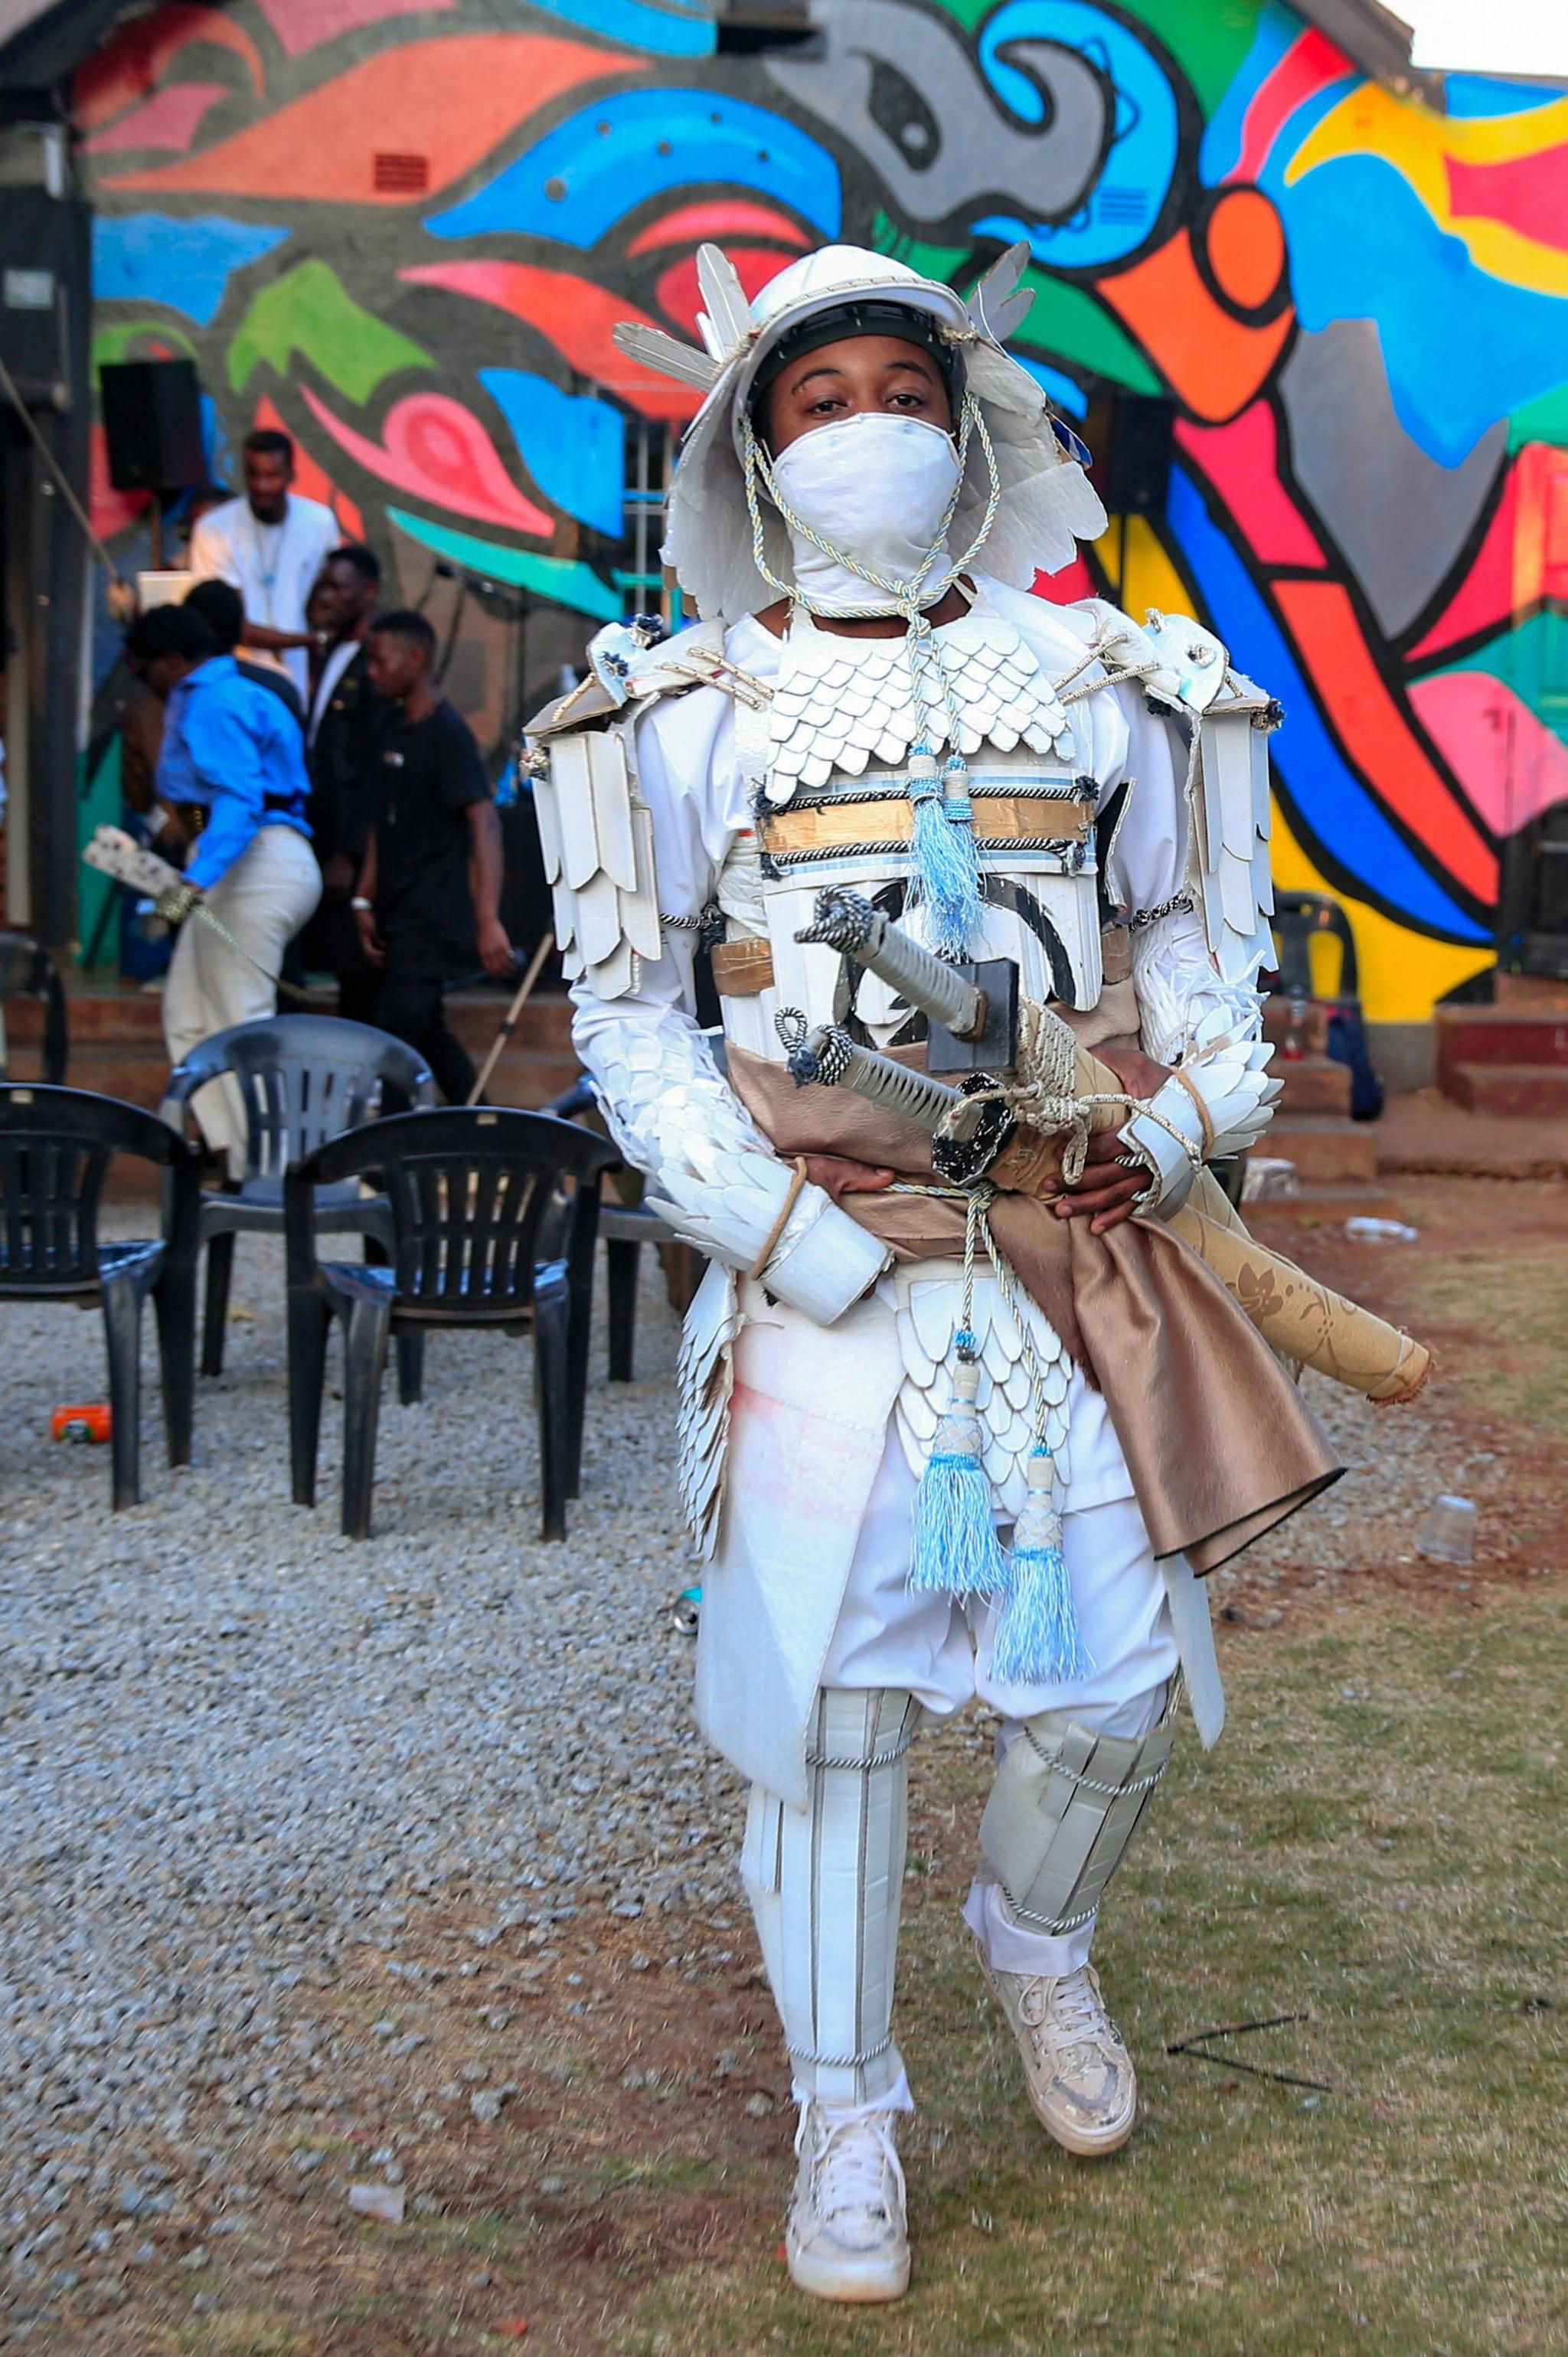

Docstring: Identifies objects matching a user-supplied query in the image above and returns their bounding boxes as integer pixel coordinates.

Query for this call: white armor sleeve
[1125,892,1279,1215]
[568,706,891,1326]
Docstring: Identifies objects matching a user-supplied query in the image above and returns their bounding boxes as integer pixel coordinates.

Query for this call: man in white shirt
[188,429,339,702]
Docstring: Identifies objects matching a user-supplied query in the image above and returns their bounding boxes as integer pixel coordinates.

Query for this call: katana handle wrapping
[797,886,985,1038]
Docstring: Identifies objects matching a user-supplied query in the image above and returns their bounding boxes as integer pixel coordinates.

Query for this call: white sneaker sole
[786,2231,911,2303]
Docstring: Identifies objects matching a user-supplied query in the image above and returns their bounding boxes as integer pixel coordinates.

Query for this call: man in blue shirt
[125,603,322,1170]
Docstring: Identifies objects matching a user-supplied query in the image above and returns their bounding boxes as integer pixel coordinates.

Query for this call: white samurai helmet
[612,241,1108,621]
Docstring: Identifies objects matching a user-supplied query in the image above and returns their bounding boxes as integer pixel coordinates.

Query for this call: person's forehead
[784,330,939,381]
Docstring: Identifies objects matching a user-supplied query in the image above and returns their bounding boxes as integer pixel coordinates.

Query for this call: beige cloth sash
[729,1044,1342,1575]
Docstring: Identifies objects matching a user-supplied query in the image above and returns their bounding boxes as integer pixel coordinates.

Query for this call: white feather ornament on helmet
[612,240,1108,622]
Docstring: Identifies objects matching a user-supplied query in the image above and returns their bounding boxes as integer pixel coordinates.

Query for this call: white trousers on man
[162,825,321,1168]
[740,1427,1178,2111]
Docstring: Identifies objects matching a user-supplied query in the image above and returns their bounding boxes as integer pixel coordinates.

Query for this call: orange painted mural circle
[1204,187,1286,315]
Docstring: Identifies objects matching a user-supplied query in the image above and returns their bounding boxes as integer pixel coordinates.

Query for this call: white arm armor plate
[1131,610,1278,985]
[531,721,663,1002]
[1125,900,1279,1214]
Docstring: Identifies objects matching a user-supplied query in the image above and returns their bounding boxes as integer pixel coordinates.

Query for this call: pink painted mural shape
[302,386,553,539]
[85,81,231,155]
[1227,28,1356,185]
[250,0,453,61]
[1410,670,1568,838]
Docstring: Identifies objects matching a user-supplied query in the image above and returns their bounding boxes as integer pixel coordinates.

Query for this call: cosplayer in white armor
[530,246,1327,2303]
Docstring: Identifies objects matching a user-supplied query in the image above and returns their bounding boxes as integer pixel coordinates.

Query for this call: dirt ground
[24,1173,1568,2357]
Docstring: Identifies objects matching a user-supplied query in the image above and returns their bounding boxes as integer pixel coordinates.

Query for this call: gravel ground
[0,1224,734,2334]
[0,1214,1485,2339]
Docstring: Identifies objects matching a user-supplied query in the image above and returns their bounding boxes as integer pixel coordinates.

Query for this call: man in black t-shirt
[354,610,513,1101]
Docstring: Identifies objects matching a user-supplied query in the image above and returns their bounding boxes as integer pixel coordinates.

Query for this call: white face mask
[765,410,962,615]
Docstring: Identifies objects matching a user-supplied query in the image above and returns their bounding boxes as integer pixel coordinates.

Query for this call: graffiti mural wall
[80,0,1568,1020]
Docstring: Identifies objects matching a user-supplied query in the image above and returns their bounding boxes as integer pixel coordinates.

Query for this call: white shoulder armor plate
[532,718,662,1002]
[526,618,769,1002]
[1139,608,1278,983]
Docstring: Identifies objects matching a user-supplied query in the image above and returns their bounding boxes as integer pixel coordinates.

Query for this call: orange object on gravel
[51,1404,113,1443]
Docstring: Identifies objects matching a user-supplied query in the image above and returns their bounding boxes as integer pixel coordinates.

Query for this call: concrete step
[1263,1114,1380,1184]
[1436,1004,1568,1091]
[1247,1181,1408,1230]
[1447,1062,1568,1119]
[1275,1054,1350,1116]
[3,992,581,1113]
[1261,996,1329,1055]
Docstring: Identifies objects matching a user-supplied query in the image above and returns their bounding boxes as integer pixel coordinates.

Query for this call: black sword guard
[926,958,1020,1076]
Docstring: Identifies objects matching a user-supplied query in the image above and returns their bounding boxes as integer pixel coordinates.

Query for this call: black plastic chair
[0,932,68,1084]
[162,1015,436,1381]
[0,1084,201,1508]
[541,1071,676,1381]
[1269,891,1359,1002]
[284,1107,619,1541]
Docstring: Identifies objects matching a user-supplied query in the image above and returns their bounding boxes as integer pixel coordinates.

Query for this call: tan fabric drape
[729,1044,1341,1574]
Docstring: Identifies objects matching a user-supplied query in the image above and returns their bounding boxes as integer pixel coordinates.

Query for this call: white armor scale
[713,603,1107,1511]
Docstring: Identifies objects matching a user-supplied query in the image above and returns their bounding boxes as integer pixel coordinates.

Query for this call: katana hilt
[795,885,1019,1075]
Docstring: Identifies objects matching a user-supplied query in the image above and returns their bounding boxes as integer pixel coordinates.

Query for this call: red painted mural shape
[250,0,454,61]
[102,35,641,203]
[1175,405,1326,570]
[302,387,554,540]
[402,262,704,424]
[627,202,811,257]
[77,3,263,129]
[84,81,231,156]
[655,248,802,339]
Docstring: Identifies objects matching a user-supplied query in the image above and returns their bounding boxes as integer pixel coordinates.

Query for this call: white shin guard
[740,1689,921,2107]
[978,1681,1177,1944]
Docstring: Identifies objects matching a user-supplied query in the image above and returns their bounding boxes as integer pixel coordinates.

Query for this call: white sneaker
[977,1945,1138,2156]
[786,2098,911,2303]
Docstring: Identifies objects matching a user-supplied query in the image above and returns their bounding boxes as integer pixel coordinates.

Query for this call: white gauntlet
[1127,902,1279,1214]
[577,996,890,1325]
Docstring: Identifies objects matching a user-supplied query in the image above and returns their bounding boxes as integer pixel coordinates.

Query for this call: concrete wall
[75,0,1568,1024]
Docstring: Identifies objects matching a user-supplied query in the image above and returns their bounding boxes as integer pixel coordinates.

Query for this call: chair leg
[341,1293,393,1539]
[534,1278,571,1543]
[100,1273,145,1511]
[201,1230,236,1378]
[606,1238,640,1382]
[152,1257,198,1469]
[286,1288,333,1508]
[396,1329,426,1407]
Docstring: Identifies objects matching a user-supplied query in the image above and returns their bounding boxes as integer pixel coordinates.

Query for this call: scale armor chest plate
[717,610,1109,1067]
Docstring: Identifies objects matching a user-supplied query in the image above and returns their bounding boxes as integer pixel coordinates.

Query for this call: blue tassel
[910,1340,1006,1597]
[906,750,984,959]
[992,1448,1094,1686]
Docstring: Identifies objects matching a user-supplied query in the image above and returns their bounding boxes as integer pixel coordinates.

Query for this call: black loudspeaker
[100,358,206,492]
[1084,389,1175,516]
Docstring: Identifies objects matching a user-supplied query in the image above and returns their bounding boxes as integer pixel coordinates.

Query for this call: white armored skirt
[688,1261,1144,1810]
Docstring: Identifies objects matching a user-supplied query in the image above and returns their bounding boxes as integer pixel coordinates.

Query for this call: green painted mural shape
[230,260,430,404]
[387,508,622,623]
[871,214,1161,395]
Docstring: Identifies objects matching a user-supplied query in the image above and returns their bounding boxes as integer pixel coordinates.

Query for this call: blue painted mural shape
[1166,466,1489,942]
[522,0,715,58]
[479,368,626,539]
[973,0,1181,268]
[93,213,289,329]
[426,90,841,251]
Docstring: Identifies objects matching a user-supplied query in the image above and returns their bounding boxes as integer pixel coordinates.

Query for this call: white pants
[162,825,321,1167]
[825,1430,1179,1979]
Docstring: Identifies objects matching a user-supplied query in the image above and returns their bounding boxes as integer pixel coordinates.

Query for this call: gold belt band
[710,937,776,995]
[763,793,1095,859]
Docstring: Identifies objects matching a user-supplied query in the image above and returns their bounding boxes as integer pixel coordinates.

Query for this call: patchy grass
[615,1587,1566,2357]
